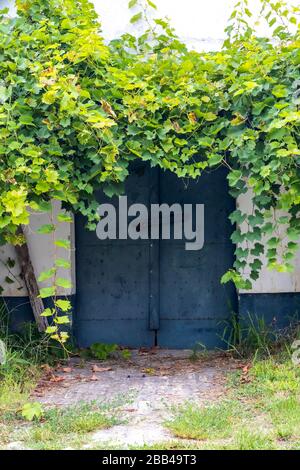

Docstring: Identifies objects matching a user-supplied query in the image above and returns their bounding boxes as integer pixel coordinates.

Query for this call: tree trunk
[15,226,48,333]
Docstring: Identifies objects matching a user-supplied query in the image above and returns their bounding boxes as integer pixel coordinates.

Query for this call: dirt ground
[31,349,242,448]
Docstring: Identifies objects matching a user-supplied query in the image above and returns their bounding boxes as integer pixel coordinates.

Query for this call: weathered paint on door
[75,163,236,349]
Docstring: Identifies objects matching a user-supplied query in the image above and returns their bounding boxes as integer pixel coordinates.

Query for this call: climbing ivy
[0,0,300,340]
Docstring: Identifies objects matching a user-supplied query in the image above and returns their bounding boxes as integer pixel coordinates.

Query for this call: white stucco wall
[0,202,75,296]
[1,0,299,296]
[237,191,300,294]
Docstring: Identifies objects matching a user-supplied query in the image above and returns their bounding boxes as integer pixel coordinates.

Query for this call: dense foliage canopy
[0,0,300,296]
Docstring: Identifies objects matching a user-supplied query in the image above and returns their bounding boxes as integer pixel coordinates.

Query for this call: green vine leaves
[0,0,300,342]
[38,208,73,344]
[219,0,300,288]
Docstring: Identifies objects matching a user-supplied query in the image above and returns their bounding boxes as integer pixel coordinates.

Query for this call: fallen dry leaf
[240,363,253,384]
[242,363,252,373]
[50,375,65,383]
[62,367,72,373]
[91,365,112,373]
[90,374,99,381]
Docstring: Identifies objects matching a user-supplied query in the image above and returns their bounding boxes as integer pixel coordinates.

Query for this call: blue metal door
[75,163,236,349]
[158,168,236,348]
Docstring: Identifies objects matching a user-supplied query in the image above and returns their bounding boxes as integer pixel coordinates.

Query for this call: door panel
[158,168,236,348]
[75,162,155,347]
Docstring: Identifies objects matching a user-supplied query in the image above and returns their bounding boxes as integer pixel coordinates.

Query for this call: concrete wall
[1,0,299,301]
[238,191,300,295]
[0,202,75,296]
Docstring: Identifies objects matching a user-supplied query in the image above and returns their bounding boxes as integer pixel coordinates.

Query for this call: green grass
[234,430,275,450]
[0,348,41,447]
[250,359,300,395]
[165,353,300,450]
[20,401,120,450]
[268,396,300,442]
[0,302,121,450]
[222,312,300,360]
[39,402,117,433]
[0,303,46,446]
[165,401,241,440]
[0,398,123,450]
